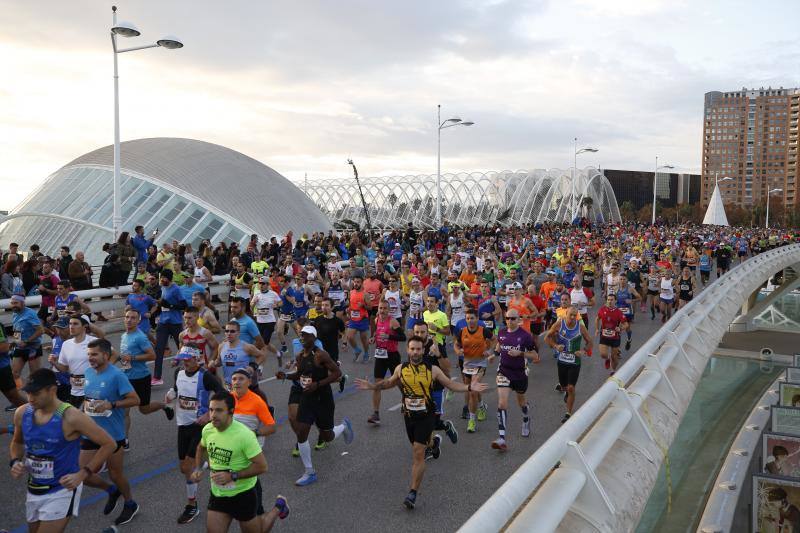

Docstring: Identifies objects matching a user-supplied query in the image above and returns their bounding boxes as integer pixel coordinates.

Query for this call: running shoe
[274,495,290,519]
[314,441,328,451]
[150,377,164,386]
[521,420,531,438]
[561,413,571,424]
[114,501,139,525]
[339,373,348,393]
[467,419,476,433]
[352,348,361,362]
[444,420,458,444]
[477,403,487,422]
[103,488,122,515]
[342,417,354,445]
[4,404,16,412]
[491,438,508,452]
[424,447,435,461]
[164,406,175,421]
[291,444,299,458]
[461,404,469,419]
[403,491,417,510]
[122,439,130,452]
[431,435,442,459]
[295,472,317,487]
[625,339,632,351]
[280,344,288,355]
[177,504,199,524]
[555,383,562,392]
[367,413,381,425]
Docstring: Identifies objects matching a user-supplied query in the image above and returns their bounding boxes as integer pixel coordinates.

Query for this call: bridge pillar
[729,262,800,332]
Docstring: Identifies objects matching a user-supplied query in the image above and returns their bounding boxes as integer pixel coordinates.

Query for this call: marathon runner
[454,309,493,433]
[545,306,593,423]
[211,321,270,388]
[251,275,282,348]
[10,368,117,533]
[615,282,639,351]
[346,271,372,363]
[595,294,629,374]
[677,266,698,309]
[355,336,488,510]
[312,297,347,392]
[50,315,97,410]
[367,299,405,425]
[179,306,219,369]
[10,294,45,388]
[489,309,539,450]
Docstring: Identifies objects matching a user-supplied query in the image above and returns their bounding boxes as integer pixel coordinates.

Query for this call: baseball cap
[260,275,270,283]
[22,368,57,393]
[176,346,202,360]
[300,325,317,337]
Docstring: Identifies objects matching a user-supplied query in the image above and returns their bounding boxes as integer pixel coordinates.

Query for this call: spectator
[58,246,73,279]
[20,259,40,295]
[114,231,137,285]
[132,225,156,265]
[156,242,176,273]
[1,259,22,298]
[68,251,93,291]
[2,242,19,263]
[98,242,120,288]
[29,244,42,260]
[36,258,60,321]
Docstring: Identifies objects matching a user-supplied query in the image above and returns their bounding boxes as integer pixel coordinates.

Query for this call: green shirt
[201,419,262,497]
[423,309,449,344]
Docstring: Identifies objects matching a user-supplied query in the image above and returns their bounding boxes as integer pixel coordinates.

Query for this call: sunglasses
[505,316,520,320]
[224,329,238,334]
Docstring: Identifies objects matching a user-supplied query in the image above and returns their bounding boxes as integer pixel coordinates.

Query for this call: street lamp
[571,138,598,220]
[765,187,783,229]
[650,156,675,225]
[437,104,474,228]
[111,5,183,239]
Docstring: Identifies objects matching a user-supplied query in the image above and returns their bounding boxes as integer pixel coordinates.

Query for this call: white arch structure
[304,168,621,228]
[460,243,800,533]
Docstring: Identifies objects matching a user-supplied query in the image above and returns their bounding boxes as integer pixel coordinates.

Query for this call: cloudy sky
[1,0,798,209]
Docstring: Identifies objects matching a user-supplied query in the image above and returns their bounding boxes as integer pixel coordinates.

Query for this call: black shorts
[81,438,125,452]
[647,289,659,296]
[177,424,203,460]
[404,413,436,445]
[368,308,378,318]
[374,352,401,379]
[0,365,15,392]
[208,486,258,522]
[56,383,71,402]
[557,363,581,387]
[68,395,85,410]
[531,322,544,335]
[288,385,303,405]
[497,372,528,394]
[599,337,621,348]
[256,322,276,343]
[297,389,335,430]
[11,345,43,361]
[128,375,151,406]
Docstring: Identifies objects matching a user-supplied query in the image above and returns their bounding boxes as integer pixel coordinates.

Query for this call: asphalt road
[0,291,692,533]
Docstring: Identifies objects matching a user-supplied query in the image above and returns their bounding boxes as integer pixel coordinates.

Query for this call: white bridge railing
[460,244,800,533]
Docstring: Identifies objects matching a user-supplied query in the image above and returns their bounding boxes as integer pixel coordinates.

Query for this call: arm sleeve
[203,371,225,393]
[388,326,406,342]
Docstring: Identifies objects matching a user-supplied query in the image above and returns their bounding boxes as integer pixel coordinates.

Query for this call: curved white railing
[460,244,800,533]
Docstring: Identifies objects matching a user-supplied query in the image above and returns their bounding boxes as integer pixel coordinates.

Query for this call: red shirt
[597,306,626,339]
[524,295,546,324]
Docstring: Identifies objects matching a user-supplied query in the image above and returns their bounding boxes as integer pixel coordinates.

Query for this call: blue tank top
[22,403,80,495]
[288,286,308,313]
[478,298,496,329]
[699,254,711,270]
[616,287,633,317]
[54,294,76,318]
[219,341,251,385]
[556,319,582,366]
[280,288,294,314]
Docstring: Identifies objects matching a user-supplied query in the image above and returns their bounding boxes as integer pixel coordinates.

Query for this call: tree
[388,192,398,209]
[619,200,636,221]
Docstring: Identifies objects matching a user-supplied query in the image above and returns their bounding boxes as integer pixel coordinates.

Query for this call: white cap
[300,325,317,337]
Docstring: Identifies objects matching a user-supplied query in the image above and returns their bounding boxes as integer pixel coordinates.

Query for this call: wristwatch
[230,471,239,481]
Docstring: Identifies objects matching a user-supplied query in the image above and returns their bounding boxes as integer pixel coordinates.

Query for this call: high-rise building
[702,88,798,209]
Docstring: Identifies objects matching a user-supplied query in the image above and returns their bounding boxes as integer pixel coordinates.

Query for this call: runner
[346,271,372,363]
[276,275,296,357]
[192,290,222,335]
[405,278,426,337]
[10,368,117,533]
[645,265,661,320]
[179,306,219,369]
[615,282,639,351]
[250,276,282,355]
[677,266,697,309]
[9,294,45,388]
[211,321,270,388]
[367,299,405,425]
[355,336,487,509]
[568,275,595,327]
[312,297,347,392]
[454,309,493,433]
[164,344,223,524]
[153,270,187,386]
[275,325,354,486]
[595,294,629,373]
[489,308,539,450]
[0,323,26,410]
[544,307,593,423]
[659,269,677,323]
[285,316,324,456]
[51,315,97,410]
[191,391,289,533]
[79,338,142,527]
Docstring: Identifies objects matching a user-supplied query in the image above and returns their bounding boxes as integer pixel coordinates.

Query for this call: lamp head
[112,21,141,38]
[157,36,184,49]
[460,121,475,126]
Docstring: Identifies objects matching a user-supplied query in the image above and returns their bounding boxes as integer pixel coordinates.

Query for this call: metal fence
[459,244,800,533]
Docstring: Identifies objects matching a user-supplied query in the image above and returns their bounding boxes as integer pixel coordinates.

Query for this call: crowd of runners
[1,221,797,531]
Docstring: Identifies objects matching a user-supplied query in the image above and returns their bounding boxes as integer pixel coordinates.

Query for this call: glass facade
[0,166,252,265]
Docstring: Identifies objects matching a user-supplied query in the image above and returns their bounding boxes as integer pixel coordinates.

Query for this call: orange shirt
[349,290,369,321]
[459,326,491,360]
[539,280,557,301]
[362,278,383,308]
[233,389,275,431]
[459,271,476,288]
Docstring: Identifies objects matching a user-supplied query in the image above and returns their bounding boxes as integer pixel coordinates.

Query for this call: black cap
[160,269,174,281]
[22,368,58,393]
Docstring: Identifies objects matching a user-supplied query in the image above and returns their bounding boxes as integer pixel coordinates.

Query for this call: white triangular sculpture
[702,184,729,226]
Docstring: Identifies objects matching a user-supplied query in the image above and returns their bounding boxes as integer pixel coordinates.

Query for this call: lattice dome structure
[304,168,621,228]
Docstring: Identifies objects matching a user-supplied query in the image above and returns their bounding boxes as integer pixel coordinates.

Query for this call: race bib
[404,397,427,411]
[56,309,67,318]
[70,374,85,388]
[13,332,21,342]
[26,454,54,480]
[601,328,616,338]
[619,307,630,315]
[47,306,55,315]
[120,357,131,370]
[496,373,511,387]
[257,308,270,316]
[161,306,171,313]
[229,290,237,298]
[484,320,494,329]
[84,399,112,417]
[279,314,293,322]
[178,395,197,411]
[299,376,313,389]
[374,348,388,359]
[557,351,576,364]
[462,366,480,376]
[350,310,360,320]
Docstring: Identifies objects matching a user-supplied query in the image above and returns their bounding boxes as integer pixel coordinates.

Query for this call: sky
[1,0,799,210]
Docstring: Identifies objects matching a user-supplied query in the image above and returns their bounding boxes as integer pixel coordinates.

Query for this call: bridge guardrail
[459,243,800,533]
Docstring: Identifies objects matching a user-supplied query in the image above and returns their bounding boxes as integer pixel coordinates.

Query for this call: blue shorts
[347,318,370,332]
[405,316,424,330]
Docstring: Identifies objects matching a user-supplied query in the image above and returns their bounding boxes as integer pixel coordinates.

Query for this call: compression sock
[298,441,314,473]
[521,403,530,424]
[186,481,198,501]
[332,424,345,439]
[497,409,507,438]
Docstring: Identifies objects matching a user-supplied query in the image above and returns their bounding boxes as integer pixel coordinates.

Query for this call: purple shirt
[497,327,535,381]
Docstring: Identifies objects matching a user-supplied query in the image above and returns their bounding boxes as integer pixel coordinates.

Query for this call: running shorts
[297,390,335,430]
[496,371,528,394]
[347,318,370,332]
[0,365,15,392]
[81,438,125,452]
[208,486,258,522]
[404,413,436,445]
[373,352,401,379]
[288,385,303,405]
[26,485,82,523]
[599,337,621,348]
[177,424,203,460]
[557,362,581,387]
[128,375,152,406]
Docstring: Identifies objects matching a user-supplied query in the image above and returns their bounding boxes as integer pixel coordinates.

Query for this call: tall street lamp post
[437,104,473,228]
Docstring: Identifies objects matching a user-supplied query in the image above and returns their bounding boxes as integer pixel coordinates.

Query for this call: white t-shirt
[58,335,97,397]
[252,290,281,323]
